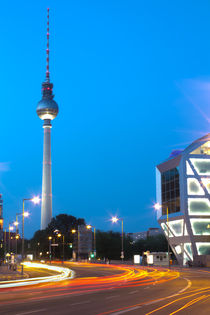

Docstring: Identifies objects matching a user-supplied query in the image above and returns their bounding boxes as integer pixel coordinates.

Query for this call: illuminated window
[183,252,189,265]
[201,178,210,193]
[168,220,183,236]
[196,243,210,255]
[186,161,194,175]
[190,219,210,235]
[184,243,193,260]
[161,223,173,237]
[175,245,182,254]
[188,198,210,215]
[190,141,210,155]
[169,220,183,236]
[190,158,210,175]
[187,178,204,195]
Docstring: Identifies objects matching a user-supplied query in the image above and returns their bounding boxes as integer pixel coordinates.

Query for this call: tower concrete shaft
[41,119,52,230]
[37,9,59,230]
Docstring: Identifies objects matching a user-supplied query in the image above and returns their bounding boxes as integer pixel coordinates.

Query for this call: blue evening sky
[1,0,210,238]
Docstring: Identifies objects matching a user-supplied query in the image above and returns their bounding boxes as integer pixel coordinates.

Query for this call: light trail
[0,262,74,289]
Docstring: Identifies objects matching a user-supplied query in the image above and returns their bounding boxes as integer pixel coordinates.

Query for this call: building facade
[0,194,3,257]
[156,134,210,266]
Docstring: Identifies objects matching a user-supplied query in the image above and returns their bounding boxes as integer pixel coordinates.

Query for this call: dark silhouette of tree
[30,214,86,259]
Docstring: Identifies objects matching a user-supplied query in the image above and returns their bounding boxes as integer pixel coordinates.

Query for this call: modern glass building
[156,134,210,266]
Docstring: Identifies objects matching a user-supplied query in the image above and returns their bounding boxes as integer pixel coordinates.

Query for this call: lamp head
[111,216,119,223]
[154,203,161,210]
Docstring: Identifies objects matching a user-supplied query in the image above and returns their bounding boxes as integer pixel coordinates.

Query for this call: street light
[48,236,52,263]
[21,196,40,275]
[57,233,65,263]
[154,203,170,269]
[111,216,124,262]
[86,225,96,258]
[13,218,19,255]
[8,224,14,254]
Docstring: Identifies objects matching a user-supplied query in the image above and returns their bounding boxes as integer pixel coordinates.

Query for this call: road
[0,262,210,315]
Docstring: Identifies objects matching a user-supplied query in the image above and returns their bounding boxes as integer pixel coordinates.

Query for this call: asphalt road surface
[0,262,210,315]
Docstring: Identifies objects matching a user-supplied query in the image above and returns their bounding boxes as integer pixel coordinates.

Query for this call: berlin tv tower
[36,9,59,230]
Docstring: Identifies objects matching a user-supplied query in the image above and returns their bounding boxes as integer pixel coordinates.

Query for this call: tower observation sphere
[37,8,59,230]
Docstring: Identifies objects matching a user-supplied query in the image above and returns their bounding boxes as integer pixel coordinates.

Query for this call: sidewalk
[0,265,27,281]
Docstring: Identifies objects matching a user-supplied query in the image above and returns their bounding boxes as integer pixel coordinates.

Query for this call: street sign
[51,244,59,246]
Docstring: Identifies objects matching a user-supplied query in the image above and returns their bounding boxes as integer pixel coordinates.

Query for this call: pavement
[0,265,26,280]
[0,263,210,314]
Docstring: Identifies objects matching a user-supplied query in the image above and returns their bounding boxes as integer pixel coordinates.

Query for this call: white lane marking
[111,277,192,314]
[71,300,90,306]
[128,290,138,294]
[106,295,120,299]
[178,277,192,294]
[112,306,141,314]
[15,310,46,315]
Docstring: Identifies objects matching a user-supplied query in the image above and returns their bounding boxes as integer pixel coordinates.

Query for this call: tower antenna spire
[46,8,50,82]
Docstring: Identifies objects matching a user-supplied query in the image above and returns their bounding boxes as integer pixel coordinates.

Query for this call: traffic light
[69,243,73,248]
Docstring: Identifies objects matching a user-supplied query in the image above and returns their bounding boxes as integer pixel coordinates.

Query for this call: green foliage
[95,231,168,260]
[133,234,168,254]
[29,214,86,259]
[96,230,133,260]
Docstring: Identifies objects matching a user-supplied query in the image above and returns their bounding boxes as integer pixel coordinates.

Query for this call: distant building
[73,225,92,260]
[0,194,3,256]
[128,228,162,242]
[156,134,210,266]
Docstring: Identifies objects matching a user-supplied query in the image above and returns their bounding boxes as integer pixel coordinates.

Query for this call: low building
[0,195,3,258]
[156,134,210,266]
[73,225,92,260]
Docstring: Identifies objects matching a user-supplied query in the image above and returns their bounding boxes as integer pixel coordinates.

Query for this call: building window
[161,168,180,215]
[168,219,183,236]
[188,198,210,216]
[190,158,210,175]
[190,219,210,235]
[196,243,210,255]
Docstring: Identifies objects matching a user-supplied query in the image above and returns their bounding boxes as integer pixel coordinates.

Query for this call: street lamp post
[4,228,6,261]
[48,236,52,264]
[8,224,14,254]
[57,233,65,263]
[154,203,170,269]
[111,217,124,262]
[14,216,19,255]
[21,196,40,275]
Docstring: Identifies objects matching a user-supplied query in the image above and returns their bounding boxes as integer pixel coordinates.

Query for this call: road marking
[112,306,141,314]
[15,310,46,315]
[128,290,138,294]
[71,300,90,306]
[178,277,191,294]
[109,277,192,314]
[106,295,120,299]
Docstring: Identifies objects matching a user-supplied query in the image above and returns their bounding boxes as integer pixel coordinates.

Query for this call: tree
[30,214,86,259]
[96,230,133,260]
